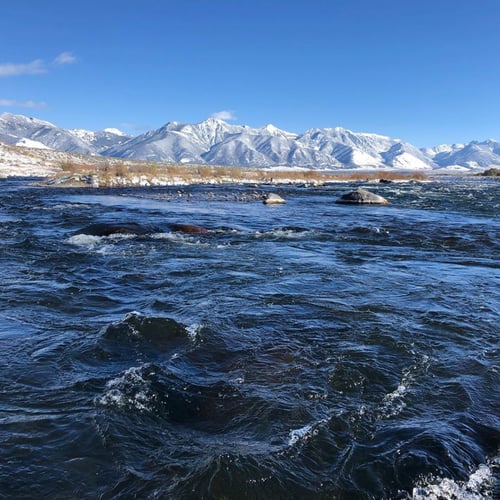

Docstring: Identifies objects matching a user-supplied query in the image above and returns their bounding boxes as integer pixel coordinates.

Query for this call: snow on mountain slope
[382,142,435,170]
[426,140,500,169]
[0,113,94,154]
[422,143,465,157]
[103,119,415,169]
[68,127,131,152]
[0,113,130,155]
[103,122,207,163]
[1,113,498,171]
[203,128,304,167]
[15,138,52,149]
[0,141,59,177]
[105,119,494,170]
[295,127,399,168]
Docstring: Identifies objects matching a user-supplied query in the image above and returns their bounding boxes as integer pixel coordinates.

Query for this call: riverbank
[42,161,431,188]
[2,140,493,187]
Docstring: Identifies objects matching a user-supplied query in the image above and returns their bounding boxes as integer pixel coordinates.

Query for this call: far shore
[38,159,439,188]
[2,141,497,186]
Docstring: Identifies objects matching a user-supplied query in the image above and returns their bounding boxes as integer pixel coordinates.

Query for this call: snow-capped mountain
[425,140,500,170]
[0,113,130,155]
[102,118,432,170]
[1,112,498,171]
[103,118,250,164]
[69,127,130,152]
[105,122,500,171]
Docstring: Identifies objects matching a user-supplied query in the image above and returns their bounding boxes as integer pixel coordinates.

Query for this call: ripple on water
[0,179,498,499]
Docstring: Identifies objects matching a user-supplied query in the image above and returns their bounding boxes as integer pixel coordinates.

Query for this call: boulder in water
[74,222,160,236]
[335,188,389,205]
[168,223,209,234]
[263,193,286,205]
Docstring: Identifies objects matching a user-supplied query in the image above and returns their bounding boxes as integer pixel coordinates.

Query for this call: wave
[254,226,316,240]
[412,461,497,499]
[288,418,329,447]
[96,362,243,431]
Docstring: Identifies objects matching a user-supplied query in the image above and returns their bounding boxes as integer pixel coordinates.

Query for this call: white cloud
[0,99,47,109]
[210,110,237,121]
[53,52,77,65]
[0,52,77,77]
[0,59,46,77]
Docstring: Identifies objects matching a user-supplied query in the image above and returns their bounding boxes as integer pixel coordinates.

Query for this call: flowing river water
[0,177,498,499]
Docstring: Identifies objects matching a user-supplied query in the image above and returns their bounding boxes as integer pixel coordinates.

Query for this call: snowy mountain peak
[261,124,298,139]
[262,124,280,134]
[0,113,498,172]
[69,129,95,141]
[0,112,56,128]
[203,117,227,125]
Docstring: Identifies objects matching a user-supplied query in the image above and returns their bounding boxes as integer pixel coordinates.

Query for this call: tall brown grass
[54,160,428,187]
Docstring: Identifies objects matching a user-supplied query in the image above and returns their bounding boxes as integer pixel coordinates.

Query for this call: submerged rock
[263,193,286,205]
[168,223,209,234]
[74,222,160,236]
[335,188,389,205]
[74,221,211,237]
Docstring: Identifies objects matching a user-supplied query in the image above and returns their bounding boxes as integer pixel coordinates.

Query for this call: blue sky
[1,0,499,146]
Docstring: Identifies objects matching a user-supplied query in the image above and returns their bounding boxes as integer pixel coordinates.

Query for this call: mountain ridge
[1,112,499,172]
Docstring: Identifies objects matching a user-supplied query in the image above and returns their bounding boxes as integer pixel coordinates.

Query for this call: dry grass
[52,159,429,187]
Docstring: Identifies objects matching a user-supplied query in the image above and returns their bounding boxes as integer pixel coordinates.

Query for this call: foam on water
[412,462,496,499]
[186,323,202,342]
[378,354,431,419]
[150,231,209,246]
[288,418,328,447]
[67,232,135,252]
[253,227,314,240]
[96,365,155,412]
[67,233,103,247]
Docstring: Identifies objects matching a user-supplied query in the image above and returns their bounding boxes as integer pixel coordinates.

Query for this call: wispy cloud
[0,59,46,77]
[0,52,77,77]
[210,110,237,121]
[0,98,47,109]
[53,51,77,66]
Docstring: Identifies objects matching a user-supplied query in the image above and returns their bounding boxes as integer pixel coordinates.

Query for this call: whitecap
[150,232,209,246]
[378,355,431,419]
[288,418,327,447]
[96,365,156,412]
[186,323,202,342]
[254,228,314,240]
[67,233,103,247]
[412,463,494,500]
[66,232,136,254]
[379,383,408,418]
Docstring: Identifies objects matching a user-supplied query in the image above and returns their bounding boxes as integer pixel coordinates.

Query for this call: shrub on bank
[53,160,429,187]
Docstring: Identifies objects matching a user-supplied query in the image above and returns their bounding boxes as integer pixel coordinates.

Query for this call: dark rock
[168,223,209,234]
[75,222,160,236]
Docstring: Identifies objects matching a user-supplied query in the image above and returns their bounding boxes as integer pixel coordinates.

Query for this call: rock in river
[335,188,389,205]
[263,193,286,205]
[168,223,209,234]
[74,222,160,236]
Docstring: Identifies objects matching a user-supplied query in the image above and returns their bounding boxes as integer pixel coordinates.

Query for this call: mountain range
[1,112,499,172]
